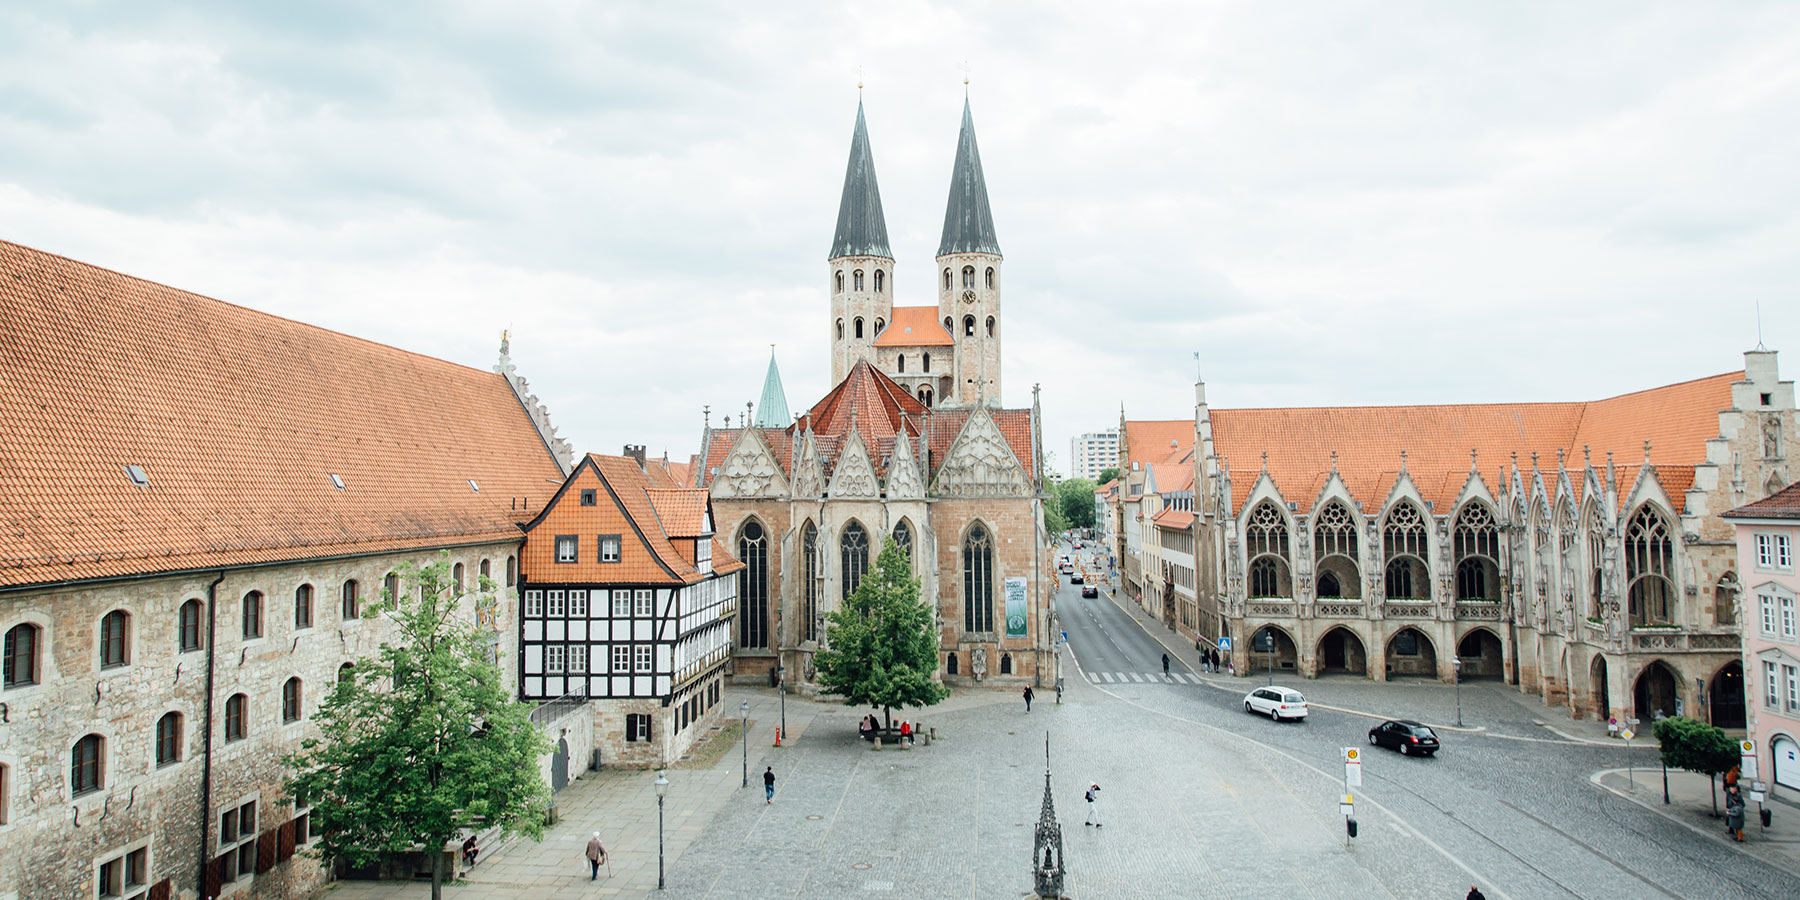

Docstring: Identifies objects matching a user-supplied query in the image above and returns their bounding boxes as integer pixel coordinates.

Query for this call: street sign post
[1217,636,1231,650]
[1742,739,1759,780]
[1340,792,1357,843]
[1621,728,1635,788]
[1343,747,1363,788]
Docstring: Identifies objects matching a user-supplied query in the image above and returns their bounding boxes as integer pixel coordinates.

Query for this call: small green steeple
[753,346,791,428]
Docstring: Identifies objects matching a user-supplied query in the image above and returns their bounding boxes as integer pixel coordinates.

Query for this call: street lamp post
[654,770,669,890]
[1451,656,1463,728]
[779,665,787,739]
[740,699,751,788]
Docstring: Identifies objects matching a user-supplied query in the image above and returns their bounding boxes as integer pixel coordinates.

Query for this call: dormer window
[123,465,148,487]
[328,474,345,490]
[580,489,597,506]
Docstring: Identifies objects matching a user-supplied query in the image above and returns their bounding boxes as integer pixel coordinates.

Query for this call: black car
[1070,573,1084,584]
[1080,585,1098,598]
[1368,719,1439,756]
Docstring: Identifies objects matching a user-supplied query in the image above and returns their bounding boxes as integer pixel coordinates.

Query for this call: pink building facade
[1726,482,1800,795]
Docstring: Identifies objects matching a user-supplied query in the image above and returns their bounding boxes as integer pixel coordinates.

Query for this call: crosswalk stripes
[1086,671,1205,685]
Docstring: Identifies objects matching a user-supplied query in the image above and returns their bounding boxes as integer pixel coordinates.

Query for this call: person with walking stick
[585,832,607,880]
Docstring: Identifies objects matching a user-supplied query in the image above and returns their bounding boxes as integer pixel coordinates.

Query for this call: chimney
[623,444,647,469]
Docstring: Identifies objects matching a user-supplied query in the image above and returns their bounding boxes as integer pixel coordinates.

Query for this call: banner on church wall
[1004,577,1028,637]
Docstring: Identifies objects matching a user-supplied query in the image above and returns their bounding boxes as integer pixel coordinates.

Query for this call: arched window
[242,591,263,639]
[841,521,870,601]
[1383,502,1429,600]
[919,387,934,407]
[962,266,975,288]
[1586,505,1605,620]
[922,352,932,372]
[963,524,995,633]
[1557,501,1577,613]
[1716,571,1739,627]
[874,269,884,293]
[100,610,130,669]
[283,677,303,723]
[337,662,355,686]
[1626,506,1675,626]
[738,520,768,649]
[294,584,313,629]
[506,556,517,587]
[1313,501,1361,599]
[944,268,952,290]
[837,319,845,340]
[1245,502,1290,598]
[892,520,913,565]
[3,623,39,687]
[985,316,995,337]
[342,579,360,620]
[855,317,864,339]
[178,599,203,651]
[964,315,976,336]
[71,734,103,795]
[986,267,995,289]
[947,652,958,675]
[803,522,819,642]
[1453,503,1500,601]
[836,270,845,293]
[875,317,885,336]
[1000,653,1012,675]
[897,355,906,373]
[156,712,182,766]
[854,269,865,291]
[453,562,466,596]
[479,559,490,583]
[225,693,247,741]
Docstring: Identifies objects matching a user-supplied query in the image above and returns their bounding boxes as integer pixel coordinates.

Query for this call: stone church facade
[1132,350,1793,726]
[0,239,572,900]
[699,97,1053,690]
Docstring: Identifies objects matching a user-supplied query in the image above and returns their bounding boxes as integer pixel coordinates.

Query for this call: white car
[1243,687,1308,722]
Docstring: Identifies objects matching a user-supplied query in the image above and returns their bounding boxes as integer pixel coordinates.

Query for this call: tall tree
[285,553,551,900]
[815,537,950,729]
[1057,478,1097,530]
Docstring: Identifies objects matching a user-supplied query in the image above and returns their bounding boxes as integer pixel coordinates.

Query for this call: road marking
[1098,672,1114,683]
[1127,672,1144,683]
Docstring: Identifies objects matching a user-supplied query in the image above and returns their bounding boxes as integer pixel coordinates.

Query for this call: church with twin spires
[699,95,1050,690]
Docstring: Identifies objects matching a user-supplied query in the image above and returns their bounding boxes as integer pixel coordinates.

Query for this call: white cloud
[1,1,1795,471]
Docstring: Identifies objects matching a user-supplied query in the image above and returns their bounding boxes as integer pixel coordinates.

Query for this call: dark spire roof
[828,101,893,260]
[937,98,1001,257]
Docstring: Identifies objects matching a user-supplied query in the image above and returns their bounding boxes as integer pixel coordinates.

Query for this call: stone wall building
[696,96,1052,691]
[0,239,571,900]
[1122,351,1792,725]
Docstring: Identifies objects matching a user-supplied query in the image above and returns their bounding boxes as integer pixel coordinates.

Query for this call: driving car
[1070,573,1084,584]
[1080,585,1098,598]
[1243,687,1308,721]
[1368,719,1439,755]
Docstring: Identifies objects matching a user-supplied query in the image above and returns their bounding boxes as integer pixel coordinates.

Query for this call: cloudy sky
[4,2,1796,476]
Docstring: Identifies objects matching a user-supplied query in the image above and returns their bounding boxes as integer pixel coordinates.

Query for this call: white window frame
[1785,594,1797,641]
[555,536,578,564]
[600,536,622,564]
[1766,661,1781,709]
[1781,534,1795,571]
[545,644,565,674]
[568,590,587,617]
[524,590,543,618]
[1787,664,1800,713]
[612,645,631,673]
[635,589,653,617]
[635,644,653,673]
[1758,533,1776,568]
[547,590,565,617]
[568,644,587,674]
[613,590,631,617]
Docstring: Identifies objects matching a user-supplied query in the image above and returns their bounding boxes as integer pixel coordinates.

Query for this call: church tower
[828,100,895,384]
[936,97,1002,408]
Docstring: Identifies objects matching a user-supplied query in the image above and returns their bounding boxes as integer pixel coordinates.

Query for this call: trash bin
[545,801,559,826]
[1762,808,1773,827]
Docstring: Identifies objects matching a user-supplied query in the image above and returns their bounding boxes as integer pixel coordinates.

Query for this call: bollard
[922,731,932,746]
[929,726,938,740]
[774,726,782,747]
[873,736,883,751]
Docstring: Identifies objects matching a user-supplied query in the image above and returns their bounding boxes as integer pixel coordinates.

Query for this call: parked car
[1243,687,1308,721]
[1073,541,1083,549]
[1070,573,1084,584]
[1081,585,1098,598]
[1368,719,1439,756]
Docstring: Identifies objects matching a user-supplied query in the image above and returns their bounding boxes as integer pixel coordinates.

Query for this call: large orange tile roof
[1210,371,1738,514]
[872,306,954,348]
[0,239,566,590]
[646,489,709,538]
[1725,482,1800,519]
[521,454,739,585]
[1125,420,1191,468]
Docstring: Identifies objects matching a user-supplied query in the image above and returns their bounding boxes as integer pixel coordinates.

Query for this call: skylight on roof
[329,474,345,490]
[122,464,148,487]
[468,479,480,492]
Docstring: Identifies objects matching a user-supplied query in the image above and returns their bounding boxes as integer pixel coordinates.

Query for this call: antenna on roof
[1757,300,1768,351]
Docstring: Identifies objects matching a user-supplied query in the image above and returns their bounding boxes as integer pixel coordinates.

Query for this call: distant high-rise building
[1069,428,1120,480]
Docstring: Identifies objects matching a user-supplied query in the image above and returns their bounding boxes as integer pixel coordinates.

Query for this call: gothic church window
[1453,503,1500,601]
[1383,502,1429,600]
[963,524,995,633]
[874,270,884,293]
[1245,501,1291,598]
[841,521,870,602]
[922,352,932,372]
[738,520,768,650]
[855,318,864,339]
[1586,505,1605,620]
[897,355,905,373]
[1313,501,1361,598]
[893,520,913,565]
[803,522,820,642]
[964,316,975,337]
[854,270,864,291]
[1626,505,1675,626]
[919,387,933,407]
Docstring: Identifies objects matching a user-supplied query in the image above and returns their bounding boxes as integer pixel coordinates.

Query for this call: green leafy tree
[814,537,950,729]
[1652,715,1738,813]
[1096,466,1120,486]
[1057,477,1097,531]
[285,553,551,900]
[1044,499,1070,535]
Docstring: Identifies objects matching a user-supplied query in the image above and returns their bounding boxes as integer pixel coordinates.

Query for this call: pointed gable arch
[827,430,880,498]
[711,429,789,500]
[791,432,824,499]
[886,431,925,499]
[931,406,1030,498]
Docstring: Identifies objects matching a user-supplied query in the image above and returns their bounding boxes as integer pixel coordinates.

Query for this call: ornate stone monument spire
[1032,732,1066,898]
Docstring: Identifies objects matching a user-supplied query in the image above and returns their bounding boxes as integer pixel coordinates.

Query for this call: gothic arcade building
[698,98,1052,688]
[1121,352,1794,726]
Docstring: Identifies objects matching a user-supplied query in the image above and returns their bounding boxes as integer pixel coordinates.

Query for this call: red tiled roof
[1210,372,1737,514]
[0,239,565,589]
[1152,508,1195,529]
[646,489,709,538]
[872,306,954,347]
[522,454,739,585]
[1724,481,1800,519]
[1125,420,1191,468]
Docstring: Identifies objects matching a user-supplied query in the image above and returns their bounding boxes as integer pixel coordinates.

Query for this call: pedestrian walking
[1023,685,1034,712]
[585,833,607,880]
[763,765,776,804]
[1465,887,1486,900]
[1726,783,1746,842]
[1161,653,1170,678]
[1084,783,1102,827]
